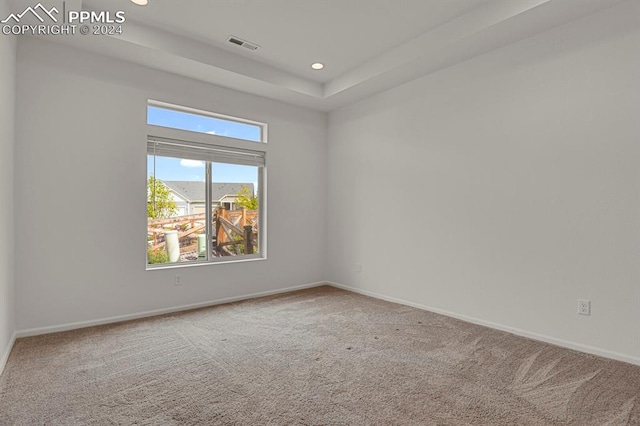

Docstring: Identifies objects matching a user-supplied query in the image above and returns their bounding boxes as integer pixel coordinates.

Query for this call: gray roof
[161,181,254,203]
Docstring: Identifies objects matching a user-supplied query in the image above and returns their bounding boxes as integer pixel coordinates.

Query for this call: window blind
[147,137,265,167]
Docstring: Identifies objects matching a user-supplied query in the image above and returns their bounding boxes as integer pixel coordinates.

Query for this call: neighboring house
[161,181,255,217]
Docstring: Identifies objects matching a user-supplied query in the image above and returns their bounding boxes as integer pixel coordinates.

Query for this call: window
[147,105,264,142]
[146,102,266,268]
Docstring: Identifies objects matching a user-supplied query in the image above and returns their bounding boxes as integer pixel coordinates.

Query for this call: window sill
[146,255,266,271]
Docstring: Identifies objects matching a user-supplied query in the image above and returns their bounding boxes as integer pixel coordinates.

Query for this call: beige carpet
[1,286,638,425]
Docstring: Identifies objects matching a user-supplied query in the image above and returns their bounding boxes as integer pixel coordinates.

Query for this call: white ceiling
[82,0,490,83]
[31,0,629,111]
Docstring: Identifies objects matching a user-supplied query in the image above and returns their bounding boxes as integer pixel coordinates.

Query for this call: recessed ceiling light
[131,0,148,5]
[311,62,324,70]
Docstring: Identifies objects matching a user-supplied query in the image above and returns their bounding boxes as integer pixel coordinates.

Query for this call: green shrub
[147,247,170,264]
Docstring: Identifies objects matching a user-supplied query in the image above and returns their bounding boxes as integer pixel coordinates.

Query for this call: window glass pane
[148,106,262,142]
[212,163,259,258]
[147,154,207,265]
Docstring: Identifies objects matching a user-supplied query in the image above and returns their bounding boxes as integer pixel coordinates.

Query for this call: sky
[147,106,260,189]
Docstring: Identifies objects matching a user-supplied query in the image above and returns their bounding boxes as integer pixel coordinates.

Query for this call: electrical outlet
[175,275,182,286]
[578,299,590,316]
[355,263,362,272]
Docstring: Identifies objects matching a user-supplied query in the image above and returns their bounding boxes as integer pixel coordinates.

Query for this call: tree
[235,184,258,210]
[147,176,177,219]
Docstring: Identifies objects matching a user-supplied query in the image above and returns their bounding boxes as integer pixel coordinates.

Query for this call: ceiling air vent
[227,36,260,51]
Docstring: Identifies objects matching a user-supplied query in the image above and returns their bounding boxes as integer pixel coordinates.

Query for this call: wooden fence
[148,207,258,258]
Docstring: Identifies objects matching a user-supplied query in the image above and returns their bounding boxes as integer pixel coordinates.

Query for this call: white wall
[0,1,17,367]
[10,2,639,366]
[14,37,327,331]
[327,2,640,362]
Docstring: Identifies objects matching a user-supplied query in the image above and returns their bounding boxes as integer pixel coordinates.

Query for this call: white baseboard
[16,281,327,338]
[327,281,640,367]
[0,332,16,377]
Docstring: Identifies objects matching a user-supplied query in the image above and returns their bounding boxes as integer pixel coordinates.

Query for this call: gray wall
[0,1,16,368]
[14,37,327,331]
[8,1,639,366]
[327,3,640,362]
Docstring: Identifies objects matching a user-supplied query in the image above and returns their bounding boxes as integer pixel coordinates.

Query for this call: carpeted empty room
[1,287,639,425]
[2,0,640,424]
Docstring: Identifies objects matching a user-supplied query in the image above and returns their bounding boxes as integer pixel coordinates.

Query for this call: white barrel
[197,234,206,257]
[164,230,180,262]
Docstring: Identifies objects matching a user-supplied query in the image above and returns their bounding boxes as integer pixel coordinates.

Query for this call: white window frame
[149,100,268,144]
[146,101,267,270]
